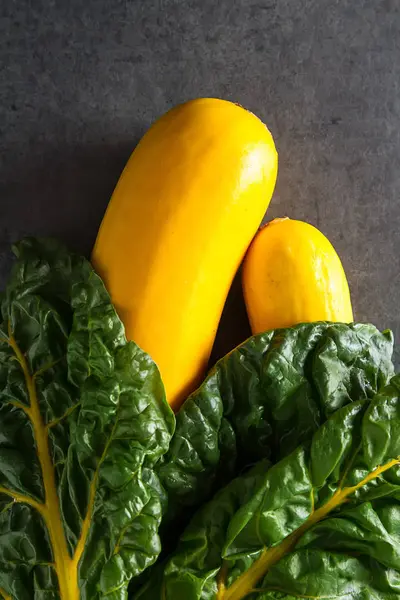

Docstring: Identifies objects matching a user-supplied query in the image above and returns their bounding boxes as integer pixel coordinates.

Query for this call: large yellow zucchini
[92,98,278,409]
[242,218,353,334]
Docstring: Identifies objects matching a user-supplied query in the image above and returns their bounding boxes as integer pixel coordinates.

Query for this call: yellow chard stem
[8,330,79,600]
[221,458,400,600]
[0,587,12,600]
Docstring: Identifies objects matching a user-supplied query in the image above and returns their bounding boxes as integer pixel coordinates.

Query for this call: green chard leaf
[0,238,175,600]
[136,375,400,600]
[157,321,394,528]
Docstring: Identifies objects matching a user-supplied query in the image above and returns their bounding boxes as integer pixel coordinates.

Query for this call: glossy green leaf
[136,378,400,599]
[157,321,394,529]
[0,238,175,600]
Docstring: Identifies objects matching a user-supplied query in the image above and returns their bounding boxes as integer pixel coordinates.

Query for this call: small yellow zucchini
[242,218,353,334]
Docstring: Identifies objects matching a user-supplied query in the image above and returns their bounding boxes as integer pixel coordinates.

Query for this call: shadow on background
[0,140,141,255]
[0,131,145,287]
[209,266,252,368]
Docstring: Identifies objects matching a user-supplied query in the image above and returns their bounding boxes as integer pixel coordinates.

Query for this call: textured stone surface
[1,0,400,365]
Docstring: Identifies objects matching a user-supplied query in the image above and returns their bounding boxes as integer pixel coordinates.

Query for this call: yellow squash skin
[242,218,353,334]
[92,98,278,409]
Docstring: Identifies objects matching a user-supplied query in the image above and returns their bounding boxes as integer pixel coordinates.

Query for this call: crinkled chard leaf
[157,321,394,527]
[136,375,400,600]
[0,239,175,600]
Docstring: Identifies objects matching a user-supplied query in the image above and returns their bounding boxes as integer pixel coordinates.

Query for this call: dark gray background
[1,0,399,365]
